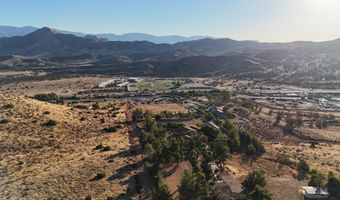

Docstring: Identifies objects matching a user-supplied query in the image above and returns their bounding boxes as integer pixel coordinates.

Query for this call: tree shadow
[107,159,144,181]
[106,146,141,161]
[112,173,142,200]
[162,163,178,178]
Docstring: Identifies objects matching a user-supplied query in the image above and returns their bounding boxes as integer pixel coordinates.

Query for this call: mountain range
[0,27,339,82]
[0,25,212,44]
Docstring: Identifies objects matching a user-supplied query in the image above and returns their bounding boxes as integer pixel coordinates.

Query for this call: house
[209,106,228,119]
[214,172,247,200]
[208,121,220,130]
[300,186,329,200]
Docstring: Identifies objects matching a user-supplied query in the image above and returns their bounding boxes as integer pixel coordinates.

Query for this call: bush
[33,93,59,102]
[43,119,57,127]
[93,144,104,150]
[297,159,309,179]
[102,126,117,133]
[92,102,100,110]
[95,172,106,180]
[85,195,92,200]
[102,146,111,151]
[276,153,294,166]
[0,119,10,124]
[43,111,50,115]
[2,103,14,109]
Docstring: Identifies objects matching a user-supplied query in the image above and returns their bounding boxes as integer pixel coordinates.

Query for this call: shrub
[297,159,310,179]
[95,172,106,180]
[116,124,122,129]
[102,126,117,133]
[93,144,104,150]
[276,153,294,166]
[33,93,59,102]
[2,103,14,109]
[102,146,111,151]
[92,102,100,110]
[43,119,57,127]
[85,195,92,200]
[43,111,50,115]
[0,119,10,124]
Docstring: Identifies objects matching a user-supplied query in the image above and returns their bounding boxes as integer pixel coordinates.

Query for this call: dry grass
[135,103,188,114]
[0,94,138,199]
[0,76,108,96]
[267,142,340,176]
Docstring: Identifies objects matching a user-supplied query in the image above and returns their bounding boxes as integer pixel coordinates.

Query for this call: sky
[1,0,340,42]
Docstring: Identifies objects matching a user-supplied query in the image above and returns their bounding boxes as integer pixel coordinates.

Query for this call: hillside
[0,95,139,199]
[0,27,340,81]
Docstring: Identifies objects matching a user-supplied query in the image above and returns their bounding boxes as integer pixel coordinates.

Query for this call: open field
[134,103,188,114]
[129,79,175,91]
[0,95,139,200]
[0,76,109,96]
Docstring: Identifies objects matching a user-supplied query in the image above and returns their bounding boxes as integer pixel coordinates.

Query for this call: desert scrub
[0,119,10,124]
[2,103,14,109]
[43,111,50,115]
[95,172,106,180]
[102,126,117,133]
[102,146,111,151]
[43,119,57,126]
[33,93,59,102]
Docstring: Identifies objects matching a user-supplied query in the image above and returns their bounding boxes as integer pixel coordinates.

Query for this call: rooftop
[302,186,329,196]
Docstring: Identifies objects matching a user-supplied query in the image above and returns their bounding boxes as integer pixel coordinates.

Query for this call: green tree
[297,159,310,179]
[169,138,183,165]
[178,170,209,200]
[211,134,230,165]
[327,171,340,200]
[155,173,172,200]
[201,124,221,140]
[242,170,267,194]
[201,160,213,181]
[227,129,241,152]
[308,170,325,187]
[248,185,272,200]
[283,118,295,133]
[132,108,144,121]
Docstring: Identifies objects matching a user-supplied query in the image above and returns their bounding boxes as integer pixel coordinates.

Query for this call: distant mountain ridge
[1,27,340,58]
[0,25,213,44]
[1,27,340,81]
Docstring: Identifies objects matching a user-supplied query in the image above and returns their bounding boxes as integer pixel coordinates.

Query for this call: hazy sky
[1,0,340,42]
